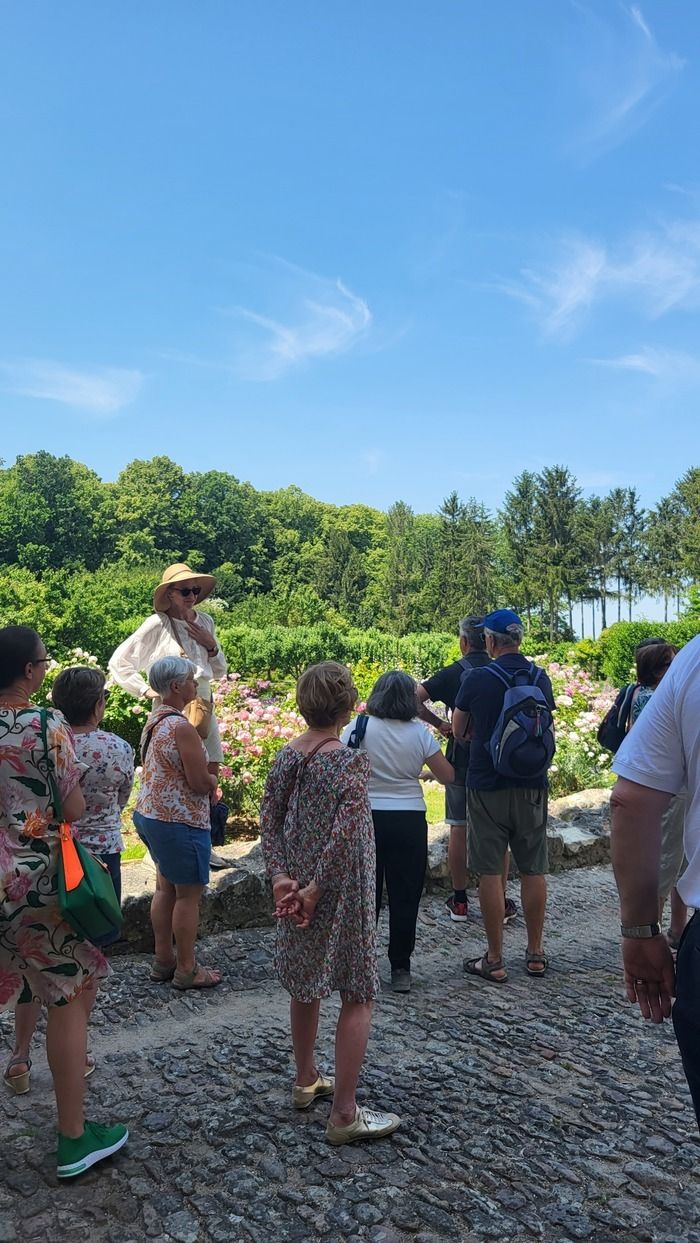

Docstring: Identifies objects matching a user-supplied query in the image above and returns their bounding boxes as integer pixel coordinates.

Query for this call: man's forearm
[418,702,445,729]
[610,778,672,924]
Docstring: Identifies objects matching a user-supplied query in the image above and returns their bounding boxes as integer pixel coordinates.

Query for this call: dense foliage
[1,452,699,644]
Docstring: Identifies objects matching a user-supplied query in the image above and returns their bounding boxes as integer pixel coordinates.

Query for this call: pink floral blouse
[72,730,135,855]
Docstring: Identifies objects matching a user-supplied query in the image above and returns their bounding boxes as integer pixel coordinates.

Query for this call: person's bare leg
[329,999,373,1127]
[6,1000,41,1078]
[502,850,511,894]
[478,874,506,973]
[669,886,689,942]
[521,873,547,971]
[448,825,468,892]
[47,996,87,1139]
[150,870,177,966]
[173,883,217,979]
[290,998,321,1086]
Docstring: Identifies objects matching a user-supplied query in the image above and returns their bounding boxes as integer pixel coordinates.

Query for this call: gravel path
[2,865,699,1243]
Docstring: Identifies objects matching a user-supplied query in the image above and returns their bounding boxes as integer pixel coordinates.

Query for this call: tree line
[0,452,698,643]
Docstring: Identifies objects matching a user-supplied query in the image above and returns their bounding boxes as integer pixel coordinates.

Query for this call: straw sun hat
[153,563,216,613]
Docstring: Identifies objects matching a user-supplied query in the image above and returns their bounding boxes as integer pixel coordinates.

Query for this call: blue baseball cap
[483,609,523,635]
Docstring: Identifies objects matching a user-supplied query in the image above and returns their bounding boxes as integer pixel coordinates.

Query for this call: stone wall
[117,788,611,953]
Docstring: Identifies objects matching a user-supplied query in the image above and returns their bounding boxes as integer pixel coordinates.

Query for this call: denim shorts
[133,811,210,886]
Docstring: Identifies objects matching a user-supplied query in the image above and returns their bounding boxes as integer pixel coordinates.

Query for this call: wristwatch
[620,923,661,939]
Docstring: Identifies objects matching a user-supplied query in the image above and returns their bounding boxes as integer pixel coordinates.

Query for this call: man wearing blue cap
[452,610,555,983]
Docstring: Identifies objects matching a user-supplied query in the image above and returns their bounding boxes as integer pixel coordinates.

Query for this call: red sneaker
[446,895,469,923]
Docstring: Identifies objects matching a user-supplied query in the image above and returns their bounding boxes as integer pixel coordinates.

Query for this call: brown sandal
[525,950,549,977]
[150,960,177,982]
[172,963,222,991]
[463,953,508,983]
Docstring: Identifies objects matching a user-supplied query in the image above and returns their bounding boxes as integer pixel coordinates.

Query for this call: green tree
[533,466,581,640]
[500,471,539,627]
[0,452,111,571]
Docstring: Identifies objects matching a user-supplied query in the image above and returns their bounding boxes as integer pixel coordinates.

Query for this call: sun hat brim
[153,564,216,613]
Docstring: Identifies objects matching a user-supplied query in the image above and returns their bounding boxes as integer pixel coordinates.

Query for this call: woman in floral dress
[0,626,128,1178]
[261,661,400,1147]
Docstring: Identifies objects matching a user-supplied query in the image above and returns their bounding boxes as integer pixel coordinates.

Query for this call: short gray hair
[148,655,197,695]
[458,616,486,650]
[484,624,524,649]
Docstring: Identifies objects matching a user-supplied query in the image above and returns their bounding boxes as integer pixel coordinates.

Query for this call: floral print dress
[261,746,379,1004]
[0,707,109,1009]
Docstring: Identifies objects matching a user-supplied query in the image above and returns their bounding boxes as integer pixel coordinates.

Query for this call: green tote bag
[41,709,123,943]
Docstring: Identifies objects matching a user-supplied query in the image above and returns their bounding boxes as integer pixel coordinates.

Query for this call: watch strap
[620,923,661,939]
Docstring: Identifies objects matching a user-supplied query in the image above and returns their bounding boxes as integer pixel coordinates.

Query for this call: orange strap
[59,822,84,892]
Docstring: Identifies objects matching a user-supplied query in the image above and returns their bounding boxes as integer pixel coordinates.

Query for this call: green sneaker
[57,1120,129,1179]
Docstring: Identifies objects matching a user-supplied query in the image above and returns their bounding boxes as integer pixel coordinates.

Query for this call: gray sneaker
[390,969,411,994]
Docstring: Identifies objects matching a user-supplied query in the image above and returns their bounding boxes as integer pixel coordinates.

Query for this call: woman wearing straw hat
[108,564,229,865]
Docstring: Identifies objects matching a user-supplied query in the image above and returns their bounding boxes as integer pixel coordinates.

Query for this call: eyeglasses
[172,586,201,598]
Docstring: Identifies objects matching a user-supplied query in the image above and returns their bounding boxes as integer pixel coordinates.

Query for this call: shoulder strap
[39,708,64,822]
[528,664,543,687]
[141,710,184,763]
[166,615,187,659]
[303,737,341,765]
[347,713,369,750]
[483,663,513,690]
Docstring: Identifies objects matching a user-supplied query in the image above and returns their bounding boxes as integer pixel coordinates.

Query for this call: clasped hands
[272,874,320,929]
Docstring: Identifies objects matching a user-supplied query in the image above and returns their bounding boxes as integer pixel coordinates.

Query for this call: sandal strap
[526,951,548,963]
[5,1056,31,1075]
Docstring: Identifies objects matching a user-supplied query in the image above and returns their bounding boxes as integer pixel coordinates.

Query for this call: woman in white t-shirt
[342,671,454,994]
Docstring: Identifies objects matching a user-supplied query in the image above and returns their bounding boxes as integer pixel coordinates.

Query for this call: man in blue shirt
[452,610,555,984]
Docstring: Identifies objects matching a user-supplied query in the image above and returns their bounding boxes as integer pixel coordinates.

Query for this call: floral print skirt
[0,832,109,1009]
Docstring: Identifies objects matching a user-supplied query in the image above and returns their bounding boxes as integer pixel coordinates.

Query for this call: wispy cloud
[590,346,700,384]
[572,4,684,157]
[499,220,700,338]
[0,358,143,415]
[231,261,372,380]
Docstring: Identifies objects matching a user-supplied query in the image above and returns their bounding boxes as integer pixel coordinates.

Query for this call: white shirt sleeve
[419,721,441,760]
[612,662,686,795]
[108,614,166,699]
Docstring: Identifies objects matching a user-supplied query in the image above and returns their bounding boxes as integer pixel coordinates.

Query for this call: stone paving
[2,864,699,1243]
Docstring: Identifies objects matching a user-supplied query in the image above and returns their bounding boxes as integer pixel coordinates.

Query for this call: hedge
[597,620,700,685]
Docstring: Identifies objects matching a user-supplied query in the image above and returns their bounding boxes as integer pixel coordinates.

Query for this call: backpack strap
[483,664,514,690]
[528,664,544,687]
[346,713,369,750]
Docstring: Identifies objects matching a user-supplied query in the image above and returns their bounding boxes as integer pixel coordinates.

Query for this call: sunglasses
[172,586,201,598]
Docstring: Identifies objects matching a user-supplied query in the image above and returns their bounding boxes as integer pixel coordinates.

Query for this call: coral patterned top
[136,706,211,829]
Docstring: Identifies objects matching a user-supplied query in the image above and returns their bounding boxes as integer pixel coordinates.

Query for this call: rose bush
[214,674,305,816]
[540,658,617,799]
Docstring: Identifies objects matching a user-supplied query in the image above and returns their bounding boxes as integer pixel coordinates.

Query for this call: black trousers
[373,810,428,972]
[673,911,700,1133]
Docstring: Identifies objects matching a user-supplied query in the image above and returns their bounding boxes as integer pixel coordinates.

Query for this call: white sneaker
[325,1105,401,1146]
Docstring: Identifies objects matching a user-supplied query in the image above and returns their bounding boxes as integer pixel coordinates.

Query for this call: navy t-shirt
[454,653,555,791]
[422,654,491,775]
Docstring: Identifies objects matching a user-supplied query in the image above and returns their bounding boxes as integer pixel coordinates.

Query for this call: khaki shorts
[467,787,548,876]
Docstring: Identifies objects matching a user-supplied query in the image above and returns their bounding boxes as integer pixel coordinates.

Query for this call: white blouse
[108,611,228,699]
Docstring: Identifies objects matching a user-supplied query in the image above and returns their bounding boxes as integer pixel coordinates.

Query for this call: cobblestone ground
[2,865,699,1243]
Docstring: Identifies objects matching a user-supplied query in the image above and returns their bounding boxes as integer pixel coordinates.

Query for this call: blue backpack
[484,663,555,780]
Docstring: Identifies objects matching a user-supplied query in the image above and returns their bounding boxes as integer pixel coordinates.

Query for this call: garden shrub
[598,620,700,686]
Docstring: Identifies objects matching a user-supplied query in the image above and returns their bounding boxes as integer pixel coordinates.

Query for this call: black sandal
[525,950,549,977]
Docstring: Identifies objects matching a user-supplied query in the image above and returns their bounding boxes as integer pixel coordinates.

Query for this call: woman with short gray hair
[133,656,221,989]
[342,670,455,993]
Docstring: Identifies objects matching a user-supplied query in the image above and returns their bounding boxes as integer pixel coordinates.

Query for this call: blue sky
[1,1,699,515]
